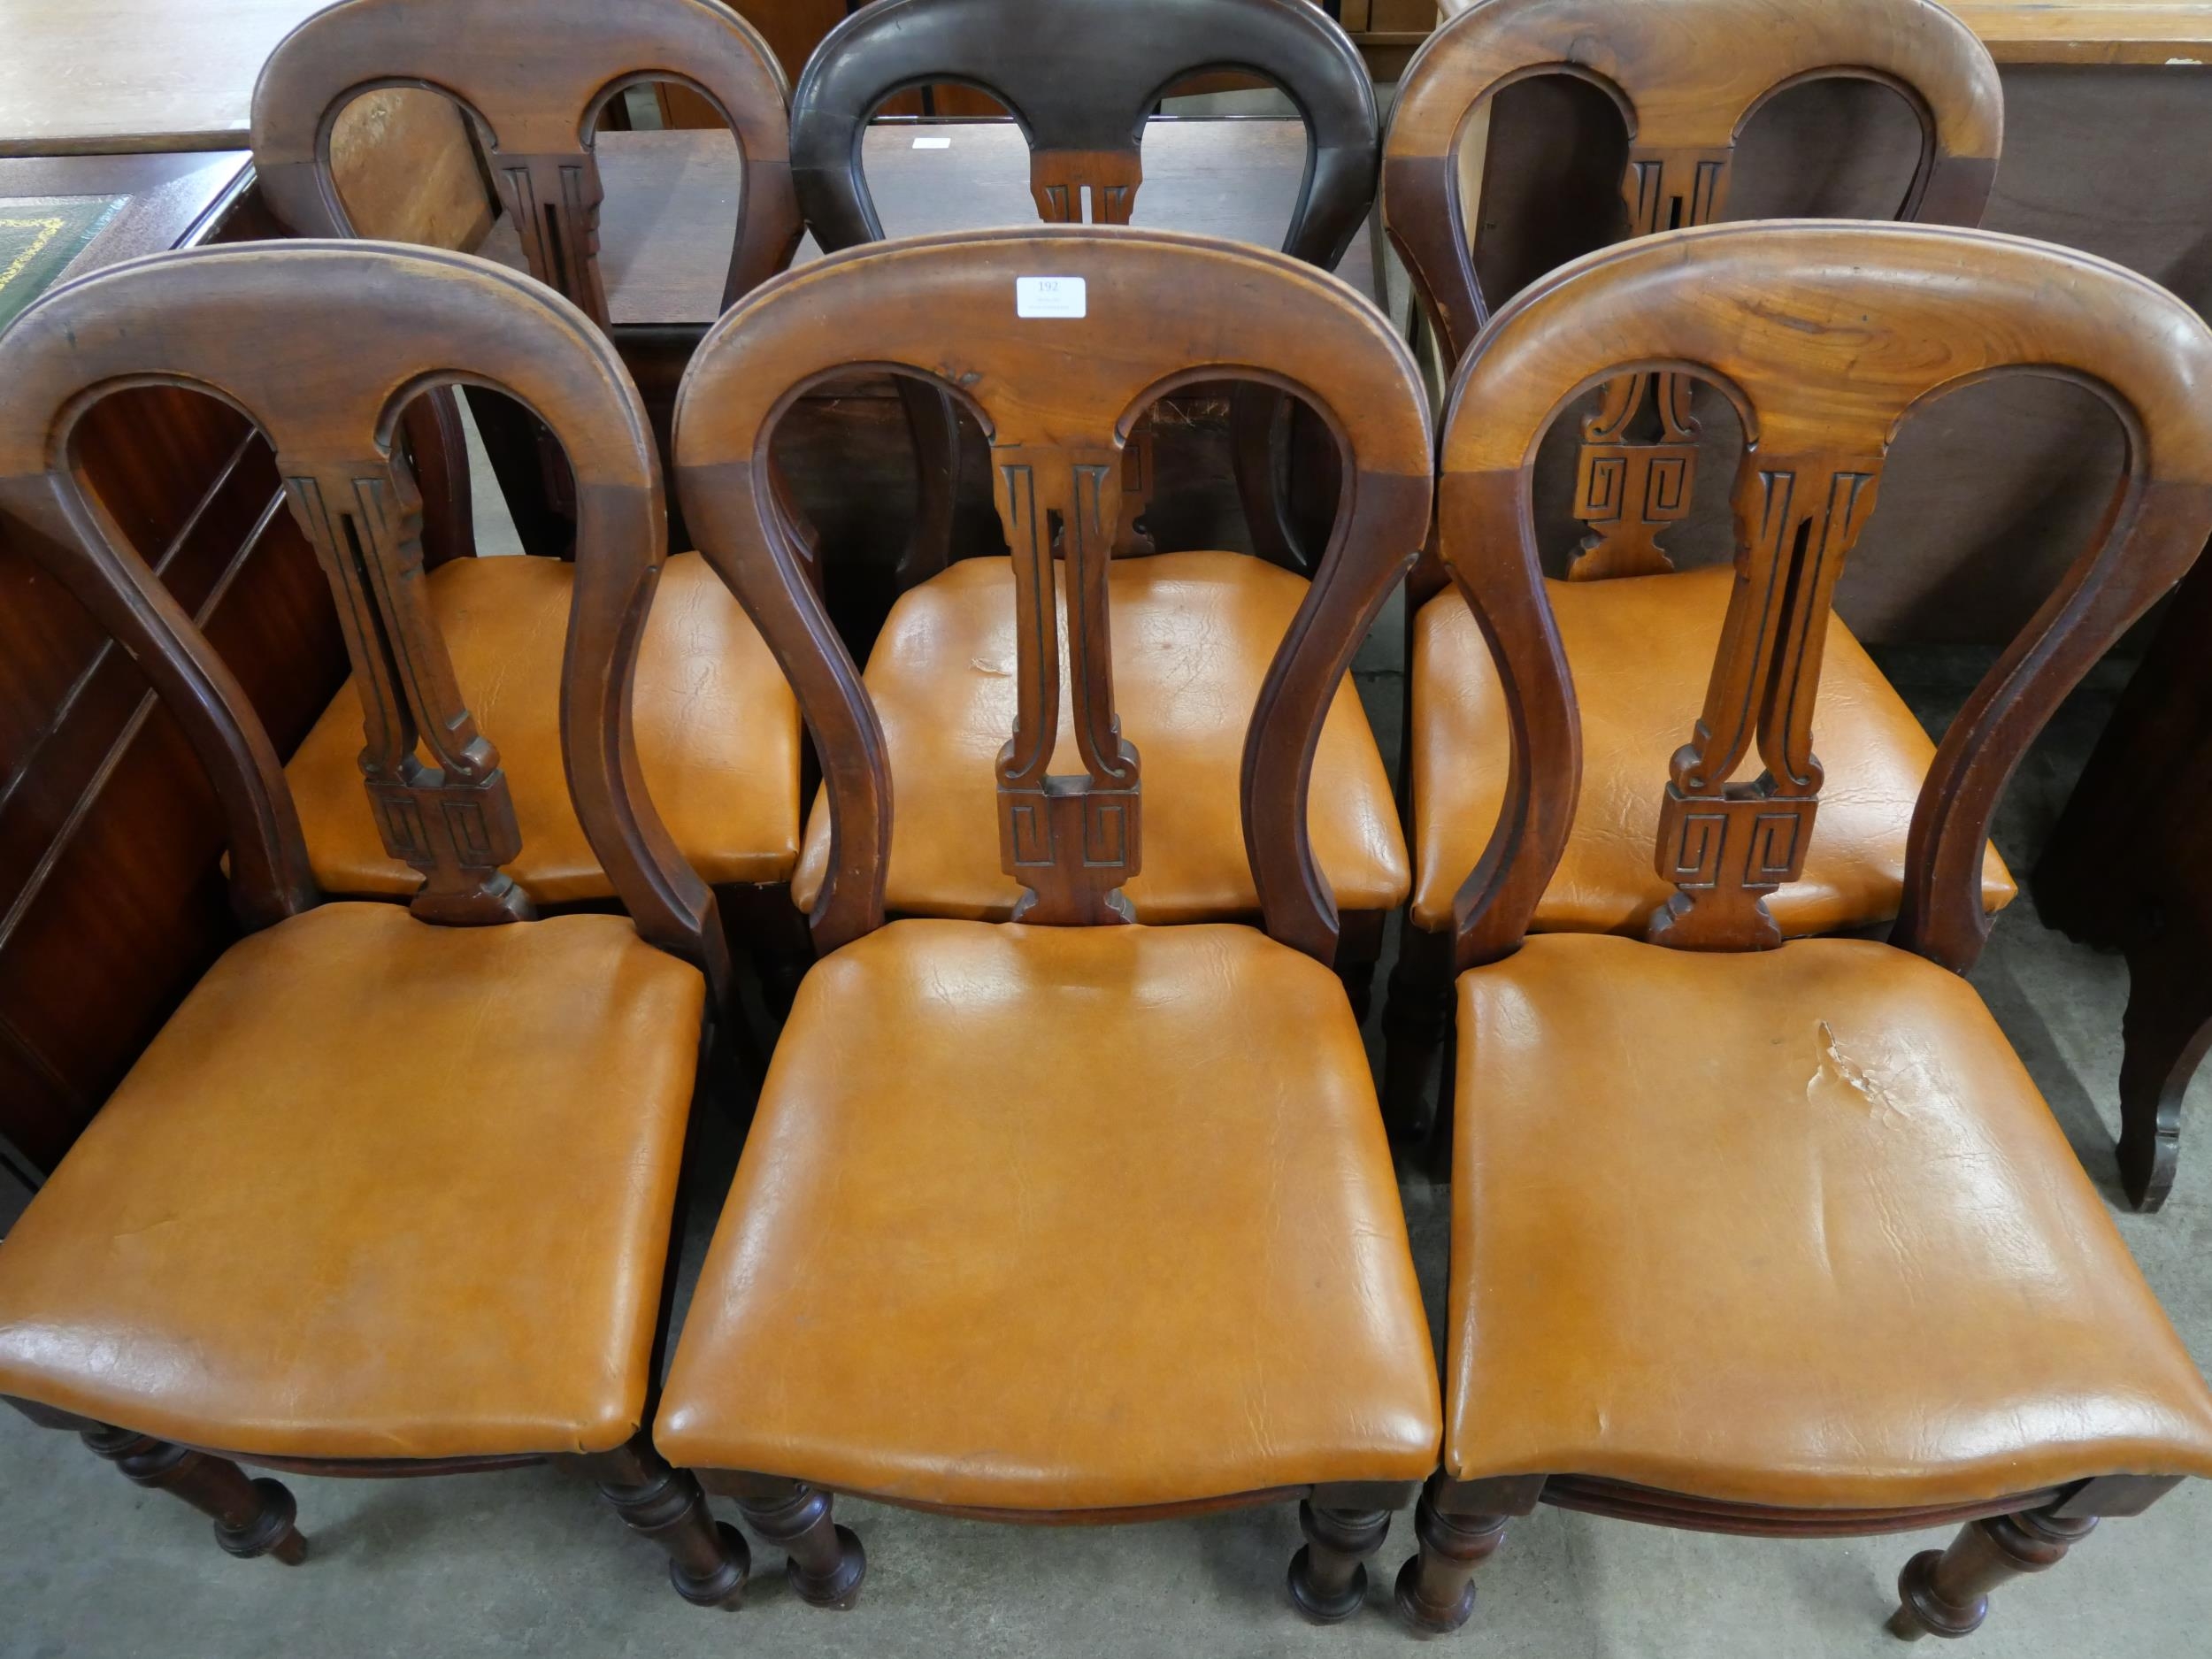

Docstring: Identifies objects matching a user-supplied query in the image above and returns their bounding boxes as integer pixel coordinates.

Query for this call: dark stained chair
[1377,0,2012,1137]
[0,242,749,1609]
[1393,219,2212,1641]
[651,227,1440,1618]
[786,0,1405,1007]
[250,0,807,972]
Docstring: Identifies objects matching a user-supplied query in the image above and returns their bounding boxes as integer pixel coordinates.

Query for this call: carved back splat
[285,464,530,924]
[1433,220,2212,975]
[673,227,1432,960]
[1386,0,2001,579]
[251,0,803,326]
[0,242,730,991]
[1648,457,1880,949]
[790,0,1379,572]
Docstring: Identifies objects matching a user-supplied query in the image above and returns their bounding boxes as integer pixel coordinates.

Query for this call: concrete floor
[8,430,2212,1659]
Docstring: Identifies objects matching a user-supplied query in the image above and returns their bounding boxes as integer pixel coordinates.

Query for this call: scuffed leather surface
[0,903,703,1459]
[1408,566,2017,932]
[288,552,801,902]
[1446,933,2212,1505]
[657,918,1440,1508]
[790,552,1409,921]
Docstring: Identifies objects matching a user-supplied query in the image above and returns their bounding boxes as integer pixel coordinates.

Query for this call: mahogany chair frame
[789,0,1380,580]
[1394,219,2212,1639]
[1376,0,2004,1141]
[251,0,804,556]
[664,224,1434,1615]
[250,0,810,1000]
[0,242,747,1606]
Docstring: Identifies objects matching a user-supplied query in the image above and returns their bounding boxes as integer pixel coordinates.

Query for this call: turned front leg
[736,1479,866,1609]
[1394,1472,1543,1636]
[1287,1499,1393,1624]
[1888,1505,2096,1640]
[80,1425,307,1564]
[569,1434,749,1609]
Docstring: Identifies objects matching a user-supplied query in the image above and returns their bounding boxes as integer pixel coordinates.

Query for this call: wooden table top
[1424,0,2212,65]
[0,0,343,157]
[477,119,1381,326]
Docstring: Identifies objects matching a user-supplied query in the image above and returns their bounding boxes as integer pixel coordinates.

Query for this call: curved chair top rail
[1434,219,2212,974]
[1385,0,2003,366]
[251,0,802,326]
[674,225,1432,961]
[790,0,1379,265]
[0,242,728,994]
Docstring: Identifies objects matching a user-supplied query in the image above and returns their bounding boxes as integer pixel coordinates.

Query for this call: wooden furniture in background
[0,4,494,1203]
[0,242,749,1607]
[2035,553,2212,1211]
[1377,0,2009,1141]
[653,227,1439,1618]
[0,151,346,1202]
[249,0,810,997]
[1395,218,2212,1643]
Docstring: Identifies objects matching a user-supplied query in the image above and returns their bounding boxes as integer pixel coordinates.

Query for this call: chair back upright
[674,227,1432,961]
[252,0,802,327]
[0,243,727,996]
[1434,221,2212,972]
[1387,0,2001,583]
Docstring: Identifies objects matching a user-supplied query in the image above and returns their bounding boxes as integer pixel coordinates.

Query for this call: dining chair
[251,0,808,995]
[0,242,750,1609]
[1377,0,2011,1140]
[787,0,1404,1010]
[794,0,1379,572]
[1394,218,2212,1640]
[651,226,1440,1619]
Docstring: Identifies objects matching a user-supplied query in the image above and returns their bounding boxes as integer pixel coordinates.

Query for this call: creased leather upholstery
[1445,933,2212,1506]
[790,551,1409,922]
[0,903,704,1460]
[1408,566,2016,933]
[287,552,802,902]
[657,918,1440,1509]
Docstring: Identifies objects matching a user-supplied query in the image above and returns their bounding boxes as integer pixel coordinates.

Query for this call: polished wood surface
[477,119,1382,324]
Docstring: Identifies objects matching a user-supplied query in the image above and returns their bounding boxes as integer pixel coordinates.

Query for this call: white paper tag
[1015,276,1087,319]
[912,134,952,149]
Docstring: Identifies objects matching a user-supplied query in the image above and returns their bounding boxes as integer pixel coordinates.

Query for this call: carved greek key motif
[1647,458,1880,949]
[1569,145,1736,580]
[288,465,532,926]
[994,448,1141,924]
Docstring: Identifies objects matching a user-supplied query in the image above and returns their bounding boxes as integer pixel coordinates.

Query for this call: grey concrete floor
[5,440,2211,1655]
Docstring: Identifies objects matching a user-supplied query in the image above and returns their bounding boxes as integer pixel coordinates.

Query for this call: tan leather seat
[0,902,704,1461]
[1409,566,2016,934]
[1445,932,2212,1508]
[286,553,802,902]
[657,918,1440,1509]
[790,551,1409,922]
